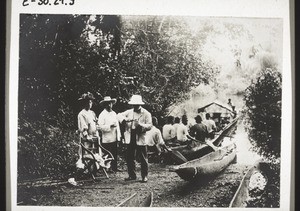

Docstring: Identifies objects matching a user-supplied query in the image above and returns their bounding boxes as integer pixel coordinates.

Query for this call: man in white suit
[118,95,152,183]
[98,96,121,172]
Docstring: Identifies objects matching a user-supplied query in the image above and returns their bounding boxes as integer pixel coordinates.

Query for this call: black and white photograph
[7,0,292,210]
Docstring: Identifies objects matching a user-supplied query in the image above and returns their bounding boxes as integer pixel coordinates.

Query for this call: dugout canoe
[229,161,269,207]
[171,142,237,181]
[117,192,153,207]
[170,116,239,160]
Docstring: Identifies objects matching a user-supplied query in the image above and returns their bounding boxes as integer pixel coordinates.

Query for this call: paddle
[188,137,219,151]
[214,133,234,138]
[161,145,188,164]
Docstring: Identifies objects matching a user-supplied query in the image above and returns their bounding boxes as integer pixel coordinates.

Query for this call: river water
[231,120,262,165]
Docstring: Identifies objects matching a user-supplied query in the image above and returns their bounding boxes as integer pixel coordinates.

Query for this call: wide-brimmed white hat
[100,96,117,105]
[128,95,145,105]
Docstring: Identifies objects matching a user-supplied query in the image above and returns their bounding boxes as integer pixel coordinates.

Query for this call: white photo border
[7,0,292,211]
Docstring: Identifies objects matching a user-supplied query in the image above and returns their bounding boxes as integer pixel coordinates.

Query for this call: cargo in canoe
[117,192,153,207]
[171,142,237,181]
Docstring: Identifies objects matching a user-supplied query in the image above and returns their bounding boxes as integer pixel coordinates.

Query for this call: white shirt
[173,123,180,136]
[145,126,165,146]
[203,119,216,133]
[78,109,99,139]
[162,124,176,141]
[176,123,189,142]
[98,109,121,143]
[117,108,152,145]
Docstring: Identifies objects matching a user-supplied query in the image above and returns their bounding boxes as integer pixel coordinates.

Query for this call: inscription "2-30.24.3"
[23,0,75,7]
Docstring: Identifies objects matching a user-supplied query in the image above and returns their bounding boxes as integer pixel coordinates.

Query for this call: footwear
[68,178,78,186]
[124,177,136,181]
[141,177,148,183]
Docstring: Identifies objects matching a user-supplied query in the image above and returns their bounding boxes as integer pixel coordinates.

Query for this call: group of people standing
[77,93,162,183]
[75,92,218,184]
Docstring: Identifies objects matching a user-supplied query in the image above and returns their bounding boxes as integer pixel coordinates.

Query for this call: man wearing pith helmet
[118,94,152,183]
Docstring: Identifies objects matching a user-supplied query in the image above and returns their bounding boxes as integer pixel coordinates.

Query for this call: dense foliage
[244,67,282,160]
[247,162,280,207]
[18,14,217,180]
[120,16,218,115]
[18,116,78,180]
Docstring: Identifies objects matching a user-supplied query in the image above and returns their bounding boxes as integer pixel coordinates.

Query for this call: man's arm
[138,111,152,132]
[97,112,112,132]
[117,109,132,123]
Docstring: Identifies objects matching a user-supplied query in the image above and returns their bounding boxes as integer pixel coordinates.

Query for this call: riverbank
[17,162,250,207]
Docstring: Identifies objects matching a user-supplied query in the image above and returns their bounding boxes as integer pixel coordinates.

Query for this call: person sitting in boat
[189,115,209,144]
[176,115,191,144]
[202,113,217,139]
[162,116,176,146]
[173,117,181,140]
[146,117,167,156]
[182,115,193,128]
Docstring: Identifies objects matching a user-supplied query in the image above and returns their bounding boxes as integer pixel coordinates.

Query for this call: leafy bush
[243,68,282,160]
[18,113,79,181]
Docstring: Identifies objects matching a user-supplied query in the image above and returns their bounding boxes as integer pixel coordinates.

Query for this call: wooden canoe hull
[174,143,237,181]
[171,117,239,160]
[117,192,153,207]
[229,161,269,207]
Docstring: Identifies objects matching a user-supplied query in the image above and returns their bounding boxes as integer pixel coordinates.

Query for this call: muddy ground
[18,161,249,207]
